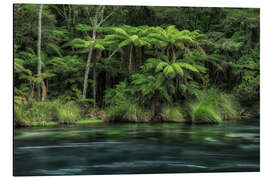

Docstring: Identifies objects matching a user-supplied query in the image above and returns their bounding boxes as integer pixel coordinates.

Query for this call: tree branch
[97,7,115,27]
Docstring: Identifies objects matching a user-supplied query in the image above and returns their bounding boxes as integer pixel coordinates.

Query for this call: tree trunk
[82,5,114,99]
[150,91,159,118]
[37,4,43,100]
[41,77,47,101]
[129,45,135,74]
[93,57,97,108]
[120,52,126,70]
[82,22,97,99]
[172,45,176,63]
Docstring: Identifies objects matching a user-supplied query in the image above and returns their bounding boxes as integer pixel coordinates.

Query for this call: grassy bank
[14,99,105,127]
[14,88,257,128]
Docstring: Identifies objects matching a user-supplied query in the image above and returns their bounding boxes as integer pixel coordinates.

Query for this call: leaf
[178,62,199,73]
[47,43,63,57]
[94,43,105,51]
[118,39,132,48]
[155,62,168,72]
[112,27,129,38]
[171,63,184,76]
[163,65,176,79]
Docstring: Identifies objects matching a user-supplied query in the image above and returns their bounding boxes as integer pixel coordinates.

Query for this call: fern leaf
[155,62,168,73]
[163,65,176,79]
[171,63,184,77]
[178,62,199,73]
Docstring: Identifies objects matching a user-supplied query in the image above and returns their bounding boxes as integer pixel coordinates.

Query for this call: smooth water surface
[14,120,260,176]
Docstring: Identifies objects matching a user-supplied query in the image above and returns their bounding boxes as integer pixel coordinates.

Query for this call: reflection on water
[14,121,260,176]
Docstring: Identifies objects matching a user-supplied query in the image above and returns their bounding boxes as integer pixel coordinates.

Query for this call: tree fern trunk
[37,4,43,100]
[129,45,135,74]
[150,91,159,119]
[120,52,125,70]
[172,45,176,63]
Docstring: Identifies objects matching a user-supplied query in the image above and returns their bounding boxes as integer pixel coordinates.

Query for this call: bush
[160,105,186,122]
[105,102,150,122]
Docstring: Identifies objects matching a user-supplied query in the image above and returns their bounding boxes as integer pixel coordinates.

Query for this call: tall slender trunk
[37,4,43,100]
[82,5,114,99]
[82,23,96,99]
[93,57,97,108]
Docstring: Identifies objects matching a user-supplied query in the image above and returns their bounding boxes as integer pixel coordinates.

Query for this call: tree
[140,55,201,117]
[82,5,114,99]
[37,4,43,100]
[104,25,151,74]
[148,25,205,62]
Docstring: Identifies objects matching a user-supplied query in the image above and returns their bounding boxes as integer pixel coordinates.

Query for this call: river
[14,120,260,176]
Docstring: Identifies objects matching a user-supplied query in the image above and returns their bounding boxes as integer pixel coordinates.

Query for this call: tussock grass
[160,105,186,122]
[190,102,222,124]
[57,103,81,124]
[188,88,239,124]
[14,106,31,127]
[105,102,150,122]
[14,99,82,127]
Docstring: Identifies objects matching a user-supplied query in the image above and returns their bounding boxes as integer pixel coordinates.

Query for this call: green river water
[14,120,260,176]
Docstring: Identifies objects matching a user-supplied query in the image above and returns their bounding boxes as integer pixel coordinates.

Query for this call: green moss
[32,121,58,127]
[75,119,104,124]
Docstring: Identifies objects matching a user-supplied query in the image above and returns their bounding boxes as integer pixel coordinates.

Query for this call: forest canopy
[14,5,260,126]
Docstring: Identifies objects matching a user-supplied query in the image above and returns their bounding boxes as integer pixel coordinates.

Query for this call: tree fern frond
[178,62,199,73]
[155,62,168,73]
[163,65,176,79]
[47,43,63,57]
[171,63,184,77]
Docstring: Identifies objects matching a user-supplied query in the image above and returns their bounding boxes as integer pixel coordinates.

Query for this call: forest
[14,4,260,127]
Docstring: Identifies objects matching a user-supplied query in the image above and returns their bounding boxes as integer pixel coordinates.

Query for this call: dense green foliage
[14,5,259,126]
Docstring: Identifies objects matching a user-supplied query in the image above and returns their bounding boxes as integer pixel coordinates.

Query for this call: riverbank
[30,119,104,127]
[14,89,259,128]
